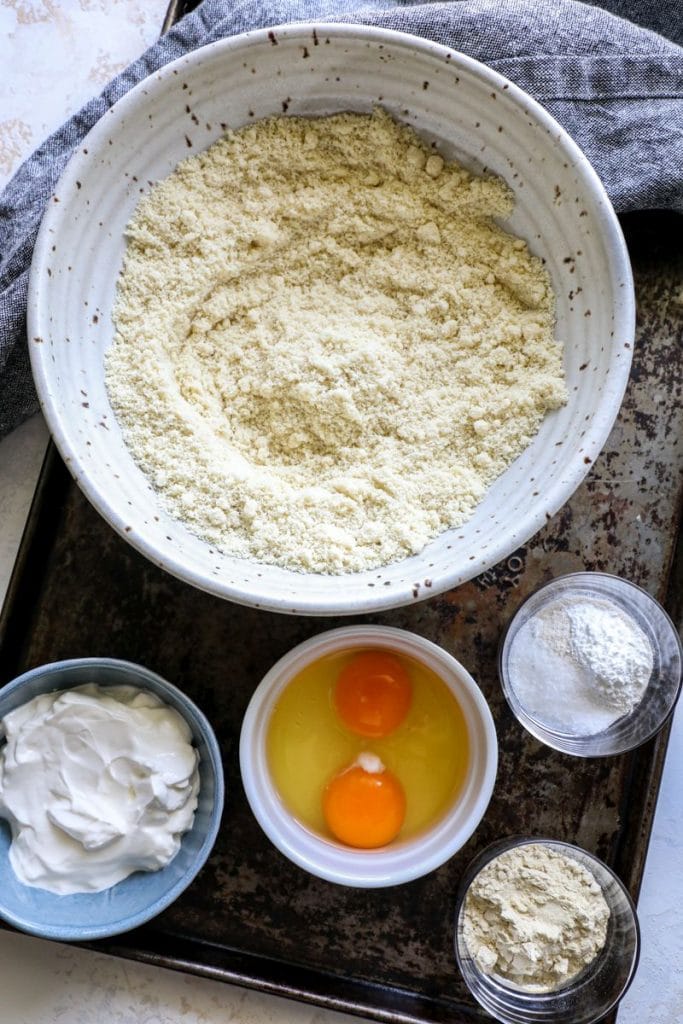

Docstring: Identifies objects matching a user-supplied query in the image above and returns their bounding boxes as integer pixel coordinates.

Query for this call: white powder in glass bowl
[507,594,654,735]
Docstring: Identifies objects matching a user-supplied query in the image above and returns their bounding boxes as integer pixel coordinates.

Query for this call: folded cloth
[1,0,682,438]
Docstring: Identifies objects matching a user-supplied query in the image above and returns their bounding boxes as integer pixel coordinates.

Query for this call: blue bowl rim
[0,657,225,941]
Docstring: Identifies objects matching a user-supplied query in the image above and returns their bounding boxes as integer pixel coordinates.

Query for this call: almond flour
[106,109,566,574]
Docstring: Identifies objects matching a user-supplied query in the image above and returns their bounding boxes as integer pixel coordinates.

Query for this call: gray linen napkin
[1,0,682,438]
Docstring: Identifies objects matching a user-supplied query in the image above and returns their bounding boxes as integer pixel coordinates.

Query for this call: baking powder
[507,593,653,735]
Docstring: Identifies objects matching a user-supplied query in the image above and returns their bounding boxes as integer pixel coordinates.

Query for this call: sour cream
[0,683,200,894]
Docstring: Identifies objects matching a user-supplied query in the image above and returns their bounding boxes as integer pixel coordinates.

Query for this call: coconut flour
[106,109,566,573]
[463,843,610,992]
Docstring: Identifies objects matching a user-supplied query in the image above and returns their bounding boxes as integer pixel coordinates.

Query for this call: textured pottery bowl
[454,837,640,1024]
[0,658,224,941]
[240,625,497,887]
[28,23,634,615]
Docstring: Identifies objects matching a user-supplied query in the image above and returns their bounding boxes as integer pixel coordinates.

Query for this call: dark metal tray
[0,213,680,1024]
[0,0,681,1017]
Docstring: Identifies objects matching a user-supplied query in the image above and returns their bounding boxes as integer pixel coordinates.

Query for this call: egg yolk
[322,761,406,848]
[334,651,412,738]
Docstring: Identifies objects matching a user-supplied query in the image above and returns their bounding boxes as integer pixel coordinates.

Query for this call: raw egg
[266,646,469,846]
[334,651,412,738]
[322,753,406,848]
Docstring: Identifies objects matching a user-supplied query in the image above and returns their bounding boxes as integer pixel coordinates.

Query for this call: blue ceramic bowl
[0,658,224,941]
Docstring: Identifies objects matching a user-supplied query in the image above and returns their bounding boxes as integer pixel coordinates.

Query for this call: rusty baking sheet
[0,208,680,1023]
[1,0,682,1017]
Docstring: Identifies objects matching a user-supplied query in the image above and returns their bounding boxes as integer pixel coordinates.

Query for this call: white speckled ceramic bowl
[28,24,635,615]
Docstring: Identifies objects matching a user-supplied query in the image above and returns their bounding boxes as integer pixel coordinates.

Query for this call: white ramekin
[239,625,497,887]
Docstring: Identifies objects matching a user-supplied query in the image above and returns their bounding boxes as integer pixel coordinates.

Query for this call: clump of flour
[106,108,566,573]
[463,843,610,992]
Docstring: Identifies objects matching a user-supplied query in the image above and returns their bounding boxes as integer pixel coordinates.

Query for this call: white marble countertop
[0,2,681,1022]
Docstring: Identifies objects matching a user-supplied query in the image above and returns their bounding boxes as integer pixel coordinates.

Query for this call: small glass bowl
[454,837,640,1024]
[498,572,682,756]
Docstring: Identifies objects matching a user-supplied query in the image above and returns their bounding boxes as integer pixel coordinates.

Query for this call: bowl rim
[0,657,225,941]
[453,835,641,1021]
[239,624,498,887]
[497,571,683,757]
[28,22,635,616]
